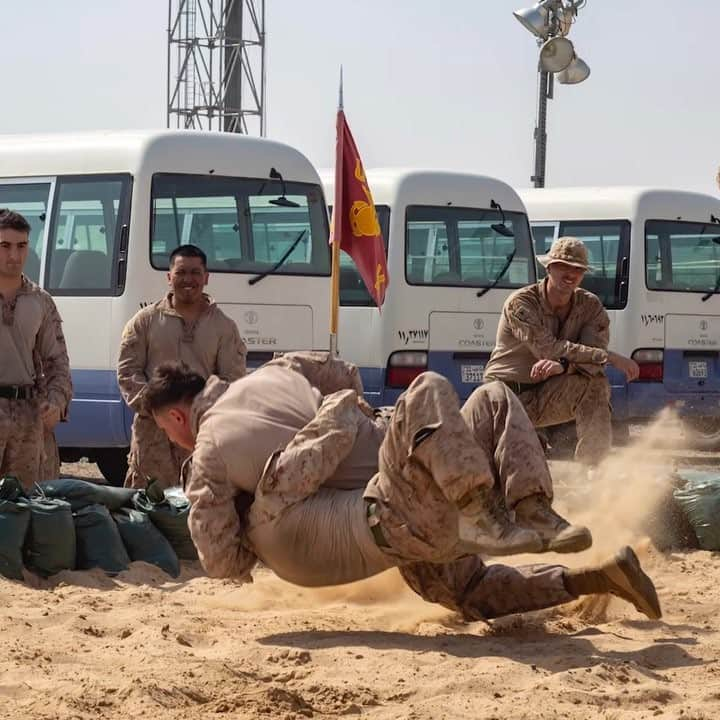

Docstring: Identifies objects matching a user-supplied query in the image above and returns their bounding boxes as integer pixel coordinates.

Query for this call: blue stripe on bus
[55,369,131,448]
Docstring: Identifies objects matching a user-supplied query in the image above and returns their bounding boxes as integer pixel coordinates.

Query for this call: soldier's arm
[117,313,150,411]
[267,351,365,396]
[505,297,608,366]
[570,305,611,376]
[254,389,363,518]
[36,295,73,417]
[215,317,247,382]
[186,438,258,581]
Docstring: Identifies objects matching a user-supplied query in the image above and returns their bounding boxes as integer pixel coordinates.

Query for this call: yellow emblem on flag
[349,157,381,238]
[374,263,386,295]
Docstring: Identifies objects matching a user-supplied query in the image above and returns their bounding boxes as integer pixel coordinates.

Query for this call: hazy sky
[2,1,718,193]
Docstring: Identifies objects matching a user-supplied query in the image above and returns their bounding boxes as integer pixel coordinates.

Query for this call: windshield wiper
[489,199,515,238]
[248,229,307,286]
[701,225,720,301]
[477,249,516,298]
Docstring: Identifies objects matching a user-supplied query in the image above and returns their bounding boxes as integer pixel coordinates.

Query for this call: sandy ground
[2,420,719,720]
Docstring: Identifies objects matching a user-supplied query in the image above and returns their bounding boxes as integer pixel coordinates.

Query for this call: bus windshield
[646,220,720,293]
[405,205,534,288]
[151,173,330,276]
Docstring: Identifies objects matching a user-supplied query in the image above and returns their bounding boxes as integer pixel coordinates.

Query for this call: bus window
[150,174,330,276]
[557,221,630,309]
[646,220,720,293]
[405,206,534,289]
[531,224,556,277]
[0,182,51,283]
[46,175,131,295]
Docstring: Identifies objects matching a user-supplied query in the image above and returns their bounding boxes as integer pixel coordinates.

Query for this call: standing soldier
[0,209,72,490]
[483,237,639,467]
[117,244,246,489]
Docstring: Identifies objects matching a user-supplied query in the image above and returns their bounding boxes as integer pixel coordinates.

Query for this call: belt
[0,385,35,400]
[365,500,390,548]
[502,380,537,395]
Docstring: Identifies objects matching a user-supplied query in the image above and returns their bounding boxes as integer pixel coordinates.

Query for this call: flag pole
[329,66,343,356]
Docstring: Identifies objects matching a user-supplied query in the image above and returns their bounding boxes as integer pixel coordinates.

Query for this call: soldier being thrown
[117,244,247,489]
[142,354,661,622]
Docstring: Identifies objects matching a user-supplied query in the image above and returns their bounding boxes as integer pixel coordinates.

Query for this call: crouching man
[143,355,661,622]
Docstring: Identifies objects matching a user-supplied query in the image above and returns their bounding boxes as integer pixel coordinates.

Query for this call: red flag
[331,109,388,308]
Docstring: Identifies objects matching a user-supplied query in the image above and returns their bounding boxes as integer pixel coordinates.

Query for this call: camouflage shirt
[484,279,610,384]
[0,275,72,414]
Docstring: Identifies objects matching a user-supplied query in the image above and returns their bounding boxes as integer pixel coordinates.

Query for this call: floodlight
[538,36,574,72]
[513,4,551,39]
[556,55,591,84]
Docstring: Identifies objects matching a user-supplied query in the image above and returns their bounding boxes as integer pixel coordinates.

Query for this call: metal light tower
[167,0,266,135]
[514,0,590,187]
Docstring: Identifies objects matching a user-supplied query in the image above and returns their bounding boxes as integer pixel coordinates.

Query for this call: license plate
[689,360,708,379]
[461,364,485,384]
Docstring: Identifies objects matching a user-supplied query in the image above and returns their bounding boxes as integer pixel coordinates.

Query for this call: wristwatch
[559,357,570,373]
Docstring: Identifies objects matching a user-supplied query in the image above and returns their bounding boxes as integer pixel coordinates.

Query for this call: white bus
[0,130,331,483]
[520,186,720,448]
[325,169,537,406]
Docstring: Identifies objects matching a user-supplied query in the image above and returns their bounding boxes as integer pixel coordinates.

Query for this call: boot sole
[605,546,662,620]
[544,526,593,554]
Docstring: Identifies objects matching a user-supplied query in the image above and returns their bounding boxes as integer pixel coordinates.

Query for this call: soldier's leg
[125,414,189,489]
[399,545,661,621]
[517,374,612,466]
[2,399,43,491]
[369,372,543,560]
[461,381,591,553]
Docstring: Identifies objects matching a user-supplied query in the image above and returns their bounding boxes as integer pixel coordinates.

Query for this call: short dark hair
[169,244,207,268]
[0,209,31,234]
[143,362,206,414]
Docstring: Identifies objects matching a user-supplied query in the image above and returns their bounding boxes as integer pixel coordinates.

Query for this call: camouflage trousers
[372,374,572,619]
[0,397,43,491]
[125,414,190,490]
[41,428,61,482]
[516,373,612,466]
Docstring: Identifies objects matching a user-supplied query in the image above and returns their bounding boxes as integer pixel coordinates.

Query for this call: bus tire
[682,417,720,451]
[95,448,129,487]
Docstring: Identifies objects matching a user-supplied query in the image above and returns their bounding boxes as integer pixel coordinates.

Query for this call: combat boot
[563,546,662,620]
[513,493,592,553]
[457,486,544,556]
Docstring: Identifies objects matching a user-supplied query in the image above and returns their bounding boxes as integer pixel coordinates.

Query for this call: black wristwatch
[559,357,570,373]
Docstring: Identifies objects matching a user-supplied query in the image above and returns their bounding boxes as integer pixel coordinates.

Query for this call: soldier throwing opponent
[141,353,660,622]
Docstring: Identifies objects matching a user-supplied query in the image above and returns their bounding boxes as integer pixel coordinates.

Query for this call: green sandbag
[113,508,180,578]
[74,504,130,573]
[0,476,31,580]
[37,478,137,511]
[674,469,720,551]
[132,483,198,560]
[24,497,76,576]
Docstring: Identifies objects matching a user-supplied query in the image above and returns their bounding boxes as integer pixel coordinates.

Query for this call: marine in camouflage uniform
[117,245,246,490]
[145,354,660,620]
[484,237,638,466]
[0,210,72,490]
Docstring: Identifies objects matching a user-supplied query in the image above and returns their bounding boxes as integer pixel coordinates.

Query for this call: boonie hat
[536,236,590,271]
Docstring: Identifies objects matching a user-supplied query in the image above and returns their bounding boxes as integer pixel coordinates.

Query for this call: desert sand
[1,418,719,720]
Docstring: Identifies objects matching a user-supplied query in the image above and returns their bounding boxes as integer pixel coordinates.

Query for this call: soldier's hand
[530,359,564,381]
[608,352,640,382]
[40,401,61,430]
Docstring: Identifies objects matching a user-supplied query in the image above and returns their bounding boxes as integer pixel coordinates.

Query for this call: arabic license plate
[689,361,708,379]
[461,364,485,384]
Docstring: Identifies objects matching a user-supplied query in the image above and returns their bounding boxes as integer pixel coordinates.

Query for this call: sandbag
[132,483,197,560]
[24,497,76,576]
[37,478,137,511]
[74,504,130,573]
[0,477,31,581]
[674,469,720,551]
[114,508,180,578]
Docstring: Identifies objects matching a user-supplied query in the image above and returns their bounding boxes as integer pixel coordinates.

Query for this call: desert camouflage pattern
[516,373,611,466]
[269,351,364,396]
[0,397,43,490]
[484,278,610,384]
[400,557,573,620]
[364,372,496,563]
[40,429,61,482]
[118,293,246,489]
